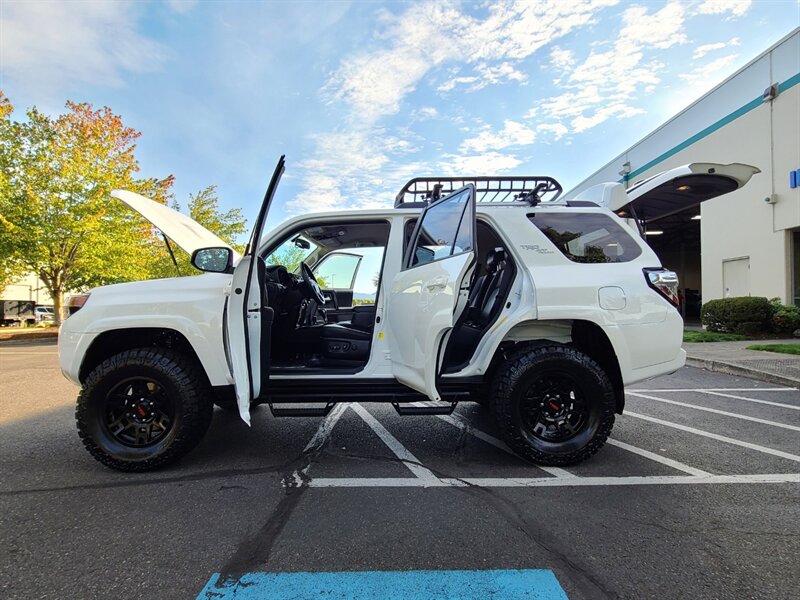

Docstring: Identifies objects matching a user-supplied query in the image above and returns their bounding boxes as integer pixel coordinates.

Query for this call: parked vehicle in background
[34,305,56,324]
[1,300,35,327]
[59,157,759,472]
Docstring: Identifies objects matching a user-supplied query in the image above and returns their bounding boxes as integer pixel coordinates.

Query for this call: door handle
[425,276,447,291]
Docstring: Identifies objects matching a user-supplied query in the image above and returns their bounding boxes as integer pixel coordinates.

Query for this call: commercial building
[567,29,800,315]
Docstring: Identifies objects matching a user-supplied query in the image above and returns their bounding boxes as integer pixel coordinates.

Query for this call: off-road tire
[76,348,214,472]
[491,343,615,466]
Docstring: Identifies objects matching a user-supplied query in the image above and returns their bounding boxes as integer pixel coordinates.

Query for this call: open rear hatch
[611,162,760,222]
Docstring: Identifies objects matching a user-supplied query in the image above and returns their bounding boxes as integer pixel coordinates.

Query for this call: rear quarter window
[528,212,642,263]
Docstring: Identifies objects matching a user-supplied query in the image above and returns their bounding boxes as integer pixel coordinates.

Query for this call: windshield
[264,235,318,271]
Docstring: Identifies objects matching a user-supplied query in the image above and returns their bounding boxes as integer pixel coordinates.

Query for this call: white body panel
[59,203,687,394]
[59,274,233,386]
[224,256,262,424]
[386,252,474,401]
[111,190,241,260]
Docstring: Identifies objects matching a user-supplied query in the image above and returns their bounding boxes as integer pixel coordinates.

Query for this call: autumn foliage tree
[0,93,173,321]
[148,185,248,279]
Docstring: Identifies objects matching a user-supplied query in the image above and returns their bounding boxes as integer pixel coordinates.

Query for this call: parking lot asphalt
[1,339,798,599]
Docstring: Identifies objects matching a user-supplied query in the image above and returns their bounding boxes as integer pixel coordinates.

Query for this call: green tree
[0,95,173,322]
[147,185,248,279]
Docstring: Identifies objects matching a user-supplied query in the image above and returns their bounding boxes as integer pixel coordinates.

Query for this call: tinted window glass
[410,189,472,267]
[529,213,642,263]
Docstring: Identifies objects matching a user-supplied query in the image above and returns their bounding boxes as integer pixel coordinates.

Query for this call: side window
[528,212,642,263]
[408,187,474,268]
[312,252,362,289]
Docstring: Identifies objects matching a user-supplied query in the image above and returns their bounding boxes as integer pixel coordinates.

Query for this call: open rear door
[225,156,284,424]
[386,185,476,401]
[612,162,760,222]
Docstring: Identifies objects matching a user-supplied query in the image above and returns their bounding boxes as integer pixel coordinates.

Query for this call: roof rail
[394,176,563,208]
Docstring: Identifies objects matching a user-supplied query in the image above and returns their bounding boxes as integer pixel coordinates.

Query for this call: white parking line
[634,388,797,392]
[309,473,800,488]
[434,412,574,478]
[627,392,800,432]
[349,403,442,485]
[605,439,710,476]
[303,403,349,453]
[624,411,800,463]
[699,390,800,411]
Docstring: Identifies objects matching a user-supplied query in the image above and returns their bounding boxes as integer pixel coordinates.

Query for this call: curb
[0,330,59,343]
[685,357,800,389]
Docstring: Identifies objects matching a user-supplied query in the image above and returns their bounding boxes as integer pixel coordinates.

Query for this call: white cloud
[166,0,198,14]
[679,53,740,88]
[411,107,439,120]
[323,0,619,122]
[549,47,576,71]
[0,1,163,97]
[285,129,429,214]
[438,76,480,93]
[692,37,740,59]
[322,3,465,123]
[439,152,523,175]
[537,123,569,141]
[619,2,687,49]
[460,120,536,153]
[696,0,752,18]
[439,61,528,93]
[529,1,687,137]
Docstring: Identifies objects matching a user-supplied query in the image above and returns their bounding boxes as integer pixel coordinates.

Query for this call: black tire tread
[490,343,615,466]
[75,348,214,472]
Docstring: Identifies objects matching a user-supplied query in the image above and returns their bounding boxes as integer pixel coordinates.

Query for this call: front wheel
[491,344,615,466]
[76,348,214,472]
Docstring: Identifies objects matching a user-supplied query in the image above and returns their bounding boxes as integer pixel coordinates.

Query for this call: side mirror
[191,247,233,273]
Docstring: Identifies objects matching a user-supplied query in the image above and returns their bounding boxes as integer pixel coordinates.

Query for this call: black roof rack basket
[394,176,563,208]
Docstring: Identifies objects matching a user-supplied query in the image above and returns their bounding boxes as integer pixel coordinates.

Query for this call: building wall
[1,272,54,305]
[567,29,800,305]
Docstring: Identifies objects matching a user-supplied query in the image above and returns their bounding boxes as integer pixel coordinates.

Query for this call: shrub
[771,302,800,334]
[700,297,772,334]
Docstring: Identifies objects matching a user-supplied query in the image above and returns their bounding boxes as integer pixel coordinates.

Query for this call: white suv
[58,158,758,471]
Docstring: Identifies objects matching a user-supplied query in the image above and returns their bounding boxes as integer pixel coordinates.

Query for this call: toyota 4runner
[58,158,758,471]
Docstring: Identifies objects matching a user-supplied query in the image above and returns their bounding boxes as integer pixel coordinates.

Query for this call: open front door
[386,185,476,401]
[225,156,285,424]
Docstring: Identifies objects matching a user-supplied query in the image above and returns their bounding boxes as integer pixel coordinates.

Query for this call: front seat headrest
[485,247,506,272]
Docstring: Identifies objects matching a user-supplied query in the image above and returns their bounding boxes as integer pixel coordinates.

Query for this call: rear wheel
[76,348,214,472]
[491,344,615,465]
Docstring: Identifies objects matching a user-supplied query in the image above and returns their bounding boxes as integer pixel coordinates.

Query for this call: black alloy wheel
[491,343,616,465]
[76,348,214,472]
[520,373,588,443]
[103,377,175,447]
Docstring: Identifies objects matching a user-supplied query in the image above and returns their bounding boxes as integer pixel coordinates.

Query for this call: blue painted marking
[616,71,800,183]
[791,170,797,189]
[197,569,569,599]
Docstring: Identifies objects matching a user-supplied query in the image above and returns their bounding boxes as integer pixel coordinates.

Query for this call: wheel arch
[488,318,625,414]
[80,328,206,384]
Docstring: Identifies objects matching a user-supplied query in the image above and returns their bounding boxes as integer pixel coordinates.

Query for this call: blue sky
[1,0,798,236]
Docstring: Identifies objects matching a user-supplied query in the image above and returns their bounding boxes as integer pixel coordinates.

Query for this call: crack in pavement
[0,463,295,497]
[303,448,617,599]
[213,405,346,583]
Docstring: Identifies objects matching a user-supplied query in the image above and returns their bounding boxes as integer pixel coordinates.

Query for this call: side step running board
[269,402,336,418]
[392,402,457,416]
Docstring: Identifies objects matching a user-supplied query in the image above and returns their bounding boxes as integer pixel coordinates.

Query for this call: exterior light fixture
[691,214,701,220]
[645,230,664,236]
[677,185,691,192]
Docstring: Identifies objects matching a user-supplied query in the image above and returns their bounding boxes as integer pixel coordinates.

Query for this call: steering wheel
[300,262,326,305]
